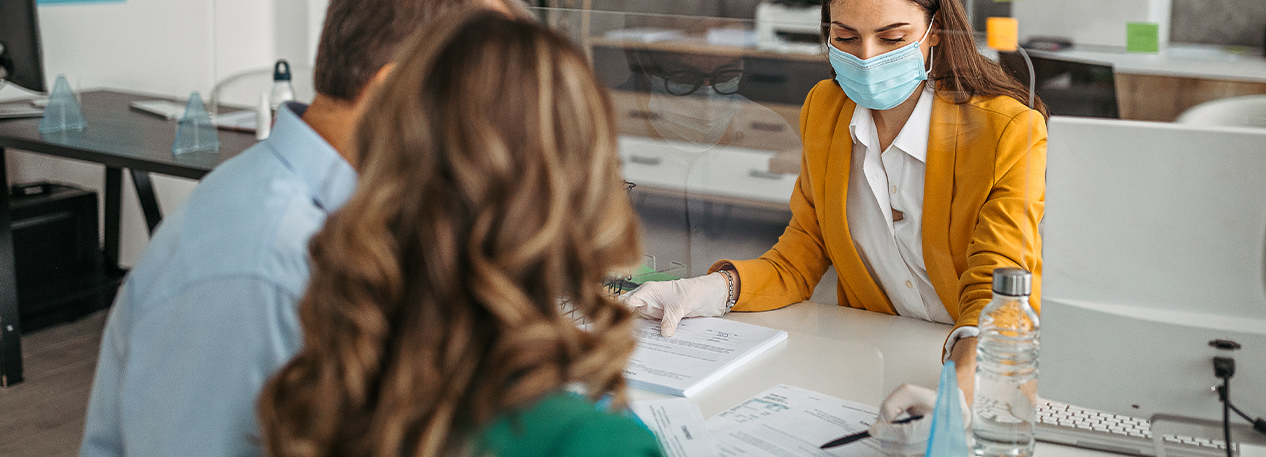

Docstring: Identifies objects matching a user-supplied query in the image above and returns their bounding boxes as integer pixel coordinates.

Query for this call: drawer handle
[750,122,786,132]
[749,74,788,84]
[630,155,662,166]
[749,170,785,180]
[628,110,660,120]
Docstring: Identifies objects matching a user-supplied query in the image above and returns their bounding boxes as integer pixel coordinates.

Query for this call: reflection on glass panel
[538,7,824,277]
[537,7,1043,319]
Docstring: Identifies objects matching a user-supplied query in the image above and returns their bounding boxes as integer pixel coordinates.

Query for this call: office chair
[1175,95,1266,129]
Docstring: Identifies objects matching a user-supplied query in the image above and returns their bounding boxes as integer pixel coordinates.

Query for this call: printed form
[624,318,787,397]
[706,384,884,457]
[631,398,719,457]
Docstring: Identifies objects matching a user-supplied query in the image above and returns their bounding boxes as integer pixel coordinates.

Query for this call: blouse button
[906,280,914,289]
[890,185,898,194]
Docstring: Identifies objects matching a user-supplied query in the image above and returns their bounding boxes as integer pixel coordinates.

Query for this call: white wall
[4,0,318,267]
[1012,0,1172,49]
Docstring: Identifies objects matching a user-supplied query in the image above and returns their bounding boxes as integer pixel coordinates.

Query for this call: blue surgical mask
[828,22,935,111]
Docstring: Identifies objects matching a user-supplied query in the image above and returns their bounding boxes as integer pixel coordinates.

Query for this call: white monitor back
[1041,116,1266,422]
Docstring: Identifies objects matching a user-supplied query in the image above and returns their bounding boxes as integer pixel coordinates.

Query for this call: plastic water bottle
[972,268,1039,457]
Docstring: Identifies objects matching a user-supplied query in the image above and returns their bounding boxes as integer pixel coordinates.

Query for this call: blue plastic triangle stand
[39,75,87,133]
[926,361,971,457]
[172,91,220,154]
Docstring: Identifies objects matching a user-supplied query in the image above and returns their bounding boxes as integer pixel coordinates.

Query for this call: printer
[755,1,823,54]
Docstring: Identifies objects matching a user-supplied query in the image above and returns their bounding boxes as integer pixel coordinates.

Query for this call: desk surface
[1028,45,1266,84]
[636,301,1266,457]
[0,90,257,179]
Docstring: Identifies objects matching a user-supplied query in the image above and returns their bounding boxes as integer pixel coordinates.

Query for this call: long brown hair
[258,8,642,457]
[821,0,1050,119]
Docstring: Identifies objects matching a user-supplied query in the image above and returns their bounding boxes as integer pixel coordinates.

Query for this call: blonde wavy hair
[257,8,642,457]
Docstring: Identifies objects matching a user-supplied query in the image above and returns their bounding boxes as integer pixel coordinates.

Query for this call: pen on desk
[819,415,924,449]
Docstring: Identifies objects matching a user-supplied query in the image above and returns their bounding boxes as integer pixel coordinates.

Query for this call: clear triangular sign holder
[39,75,87,133]
[172,91,220,155]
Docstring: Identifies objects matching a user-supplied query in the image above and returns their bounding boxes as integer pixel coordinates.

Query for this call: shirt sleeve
[80,286,136,457]
[953,109,1046,331]
[80,277,303,457]
[942,326,980,363]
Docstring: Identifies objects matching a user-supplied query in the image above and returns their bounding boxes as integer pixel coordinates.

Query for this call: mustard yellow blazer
[711,80,1046,332]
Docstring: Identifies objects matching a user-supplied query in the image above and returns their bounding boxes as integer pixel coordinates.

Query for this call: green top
[476,393,665,457]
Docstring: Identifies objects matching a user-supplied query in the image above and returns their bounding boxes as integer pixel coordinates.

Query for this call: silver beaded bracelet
[719,269,737,312]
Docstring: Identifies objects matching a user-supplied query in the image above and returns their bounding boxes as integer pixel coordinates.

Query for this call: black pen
[819,415,924,449]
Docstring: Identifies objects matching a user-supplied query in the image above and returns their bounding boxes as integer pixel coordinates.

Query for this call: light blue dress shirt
[79,102,357,457]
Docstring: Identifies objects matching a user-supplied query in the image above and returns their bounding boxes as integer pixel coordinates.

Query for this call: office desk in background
[0,90,257,386]
[1026,45,1266,122]
[637,301,1266,457]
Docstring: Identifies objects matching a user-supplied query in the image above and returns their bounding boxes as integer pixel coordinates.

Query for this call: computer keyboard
[1036,400,1229,457]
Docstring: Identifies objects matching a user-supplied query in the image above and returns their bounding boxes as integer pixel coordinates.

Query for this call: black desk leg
[0,148,25,387]
[129,170,162,235]
[103,167,122,273]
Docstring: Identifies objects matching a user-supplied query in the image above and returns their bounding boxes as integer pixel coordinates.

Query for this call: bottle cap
[273,60,292,82]
[992,268,1031,296]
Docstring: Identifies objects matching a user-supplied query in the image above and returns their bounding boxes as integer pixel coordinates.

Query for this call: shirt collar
[265,101,358,213]
[848,85,935,163]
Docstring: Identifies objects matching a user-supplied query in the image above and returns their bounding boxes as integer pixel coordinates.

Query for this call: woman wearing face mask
[624,0,1047,426]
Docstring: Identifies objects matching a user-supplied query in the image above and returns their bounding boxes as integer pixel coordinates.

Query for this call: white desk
[1027,45,1266,84]
[629,301,1266,457]
[627,329,884,417]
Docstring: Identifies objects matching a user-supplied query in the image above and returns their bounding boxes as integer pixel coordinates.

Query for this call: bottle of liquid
[255,92,272,141]
[973,268,1040,457]
[269,59,295,118]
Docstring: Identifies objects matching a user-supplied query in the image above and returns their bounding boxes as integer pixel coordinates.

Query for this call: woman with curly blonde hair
[256,8,662,457]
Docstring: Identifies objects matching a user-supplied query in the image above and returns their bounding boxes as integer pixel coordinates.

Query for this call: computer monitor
[0,0,47,93]
[1041,116,1266,423]
[999,52,1117,118]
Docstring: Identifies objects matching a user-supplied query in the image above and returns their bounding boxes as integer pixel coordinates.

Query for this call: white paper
[707,384,884,457]
[631,399,719,457]
[624,318,788,397]
[604,27,687,43]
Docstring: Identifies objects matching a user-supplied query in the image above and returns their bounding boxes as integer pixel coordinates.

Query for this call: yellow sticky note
[987,17,1019,52]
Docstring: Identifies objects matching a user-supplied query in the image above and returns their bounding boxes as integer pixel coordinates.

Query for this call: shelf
[16,264,125,333]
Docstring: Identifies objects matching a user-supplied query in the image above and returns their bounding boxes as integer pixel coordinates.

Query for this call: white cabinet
[618,135,797,210]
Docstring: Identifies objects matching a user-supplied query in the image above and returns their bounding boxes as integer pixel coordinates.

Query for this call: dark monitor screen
[999,52,1118,119]
[0,0,47,93]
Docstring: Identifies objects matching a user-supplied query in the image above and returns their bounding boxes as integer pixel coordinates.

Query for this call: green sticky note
[630,272,682,284]
[1126,22,1160,54]
[629,265,681,285]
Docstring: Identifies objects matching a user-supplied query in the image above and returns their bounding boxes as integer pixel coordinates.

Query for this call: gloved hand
[868,384,971,455]
[621,273,731,337]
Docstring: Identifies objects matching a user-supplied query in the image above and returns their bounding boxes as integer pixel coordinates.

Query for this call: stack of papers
[632,385,883,457]
[631,399,718,457]
[624,318,788,397]
[707,384,882,456]
[604,27,687,43]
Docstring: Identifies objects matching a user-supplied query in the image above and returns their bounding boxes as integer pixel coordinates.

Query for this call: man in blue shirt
[79,1,528,455]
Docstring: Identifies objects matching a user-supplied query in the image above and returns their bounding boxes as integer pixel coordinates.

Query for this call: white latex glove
[620,273,730,337]
[868,384,971,454]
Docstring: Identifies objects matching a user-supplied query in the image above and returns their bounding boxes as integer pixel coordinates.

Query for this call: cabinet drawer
[618,135,795,207]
